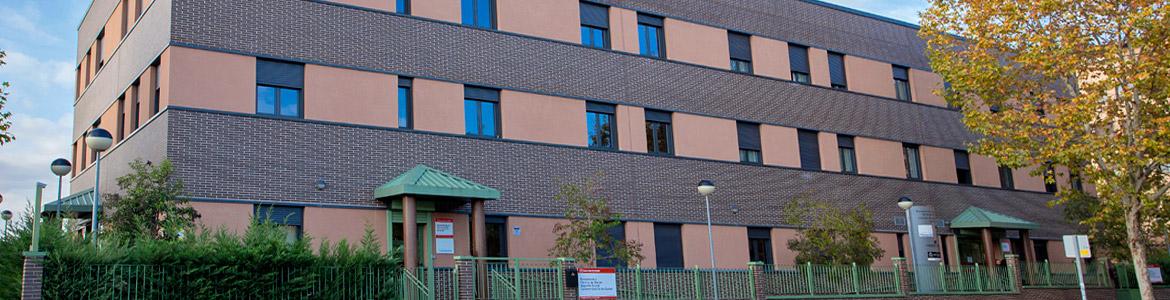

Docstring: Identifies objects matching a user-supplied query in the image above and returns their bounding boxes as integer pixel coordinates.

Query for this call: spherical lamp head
[86,128,113,151]
[897,196,914,210]
[697,179,716,196]
[51,158,72,176]
[0,210,11,221]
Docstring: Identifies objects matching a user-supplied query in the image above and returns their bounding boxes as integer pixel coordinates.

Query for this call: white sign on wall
[1150,266,1164,284]
[578,268,617,300]
[435,218,455,254]
[1063,235,1091,258]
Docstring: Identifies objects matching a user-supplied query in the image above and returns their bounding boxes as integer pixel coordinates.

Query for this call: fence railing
[1021,260,1111,288]
[457,257,568,300]
[758,263,901,298]
[615,267,754,300]
[908,263,1015,295]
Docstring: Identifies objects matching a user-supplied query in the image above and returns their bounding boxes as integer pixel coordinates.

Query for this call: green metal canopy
[949,206,1039,230]
[374,165,500,200]
[42,188,98,215]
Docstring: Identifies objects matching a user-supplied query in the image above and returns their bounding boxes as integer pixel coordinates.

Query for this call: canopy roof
[42,188,98,215]
[950,206,1038,230]
[374,165,500,200]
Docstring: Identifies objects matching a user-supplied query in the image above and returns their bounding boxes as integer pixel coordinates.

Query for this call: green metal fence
[458,257,568,300]
[758,263,901,299]
[908,263,1015,295]
[1021,260,1111,288]
[615,266,754,300]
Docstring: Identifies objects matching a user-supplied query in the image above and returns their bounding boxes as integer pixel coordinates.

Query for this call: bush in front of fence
[1,216,403,300]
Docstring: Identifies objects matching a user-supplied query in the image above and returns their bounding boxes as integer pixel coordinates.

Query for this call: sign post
[1063,235,1091,300]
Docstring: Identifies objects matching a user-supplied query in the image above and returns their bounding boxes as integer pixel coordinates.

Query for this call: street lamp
[85,128,113,244]
[898,196,916,288]
[1,210,12,237]
[697,179,719,300]
[51,158,72,220]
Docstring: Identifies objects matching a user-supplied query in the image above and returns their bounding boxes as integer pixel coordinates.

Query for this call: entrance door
[389,211,434,270]
[957,235,987,265]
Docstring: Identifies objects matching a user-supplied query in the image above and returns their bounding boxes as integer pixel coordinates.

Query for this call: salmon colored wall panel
[750,37,789,80]
[102,4,122,64]
[609,8,639,54]
[664,19,729,69]
[616,105,647,153]
[497,0,579,43]
[412,0,461,23]
[412,79,465,135]
[506,217,566,259]
[304,207,388,252]
[330,0,391,11]
[872,233,901,266]
[911,69,947,107]
[818,132,841,172]
[500,91,587,146]
[166,47,255,114]
[191,202,252,234]
[771,228,799,265]
[672,113,739,162]
[920,146,957,183]
[136,66,155,123]
[1014,166,1047,192]
[855,137,905,178]
[304,65,396,127]
[625,222,656,268]
[681,224,748,268]
[808,48,831,87]
[1047,240,1073,263]
[760,125,800,168]
[970,154,1001,188]
[432,213,472,267]
[844,56,896,98]
[157,49,172,112]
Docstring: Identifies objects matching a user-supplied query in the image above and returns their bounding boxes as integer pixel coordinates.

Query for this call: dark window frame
[893,65,912,101]
[828,51,848,89]
[579,2,610,49]
[998,166,1015,190]
[464,86,501,138]
[130,81,140,131]
[116,96,125,142]
[398,77,413,129]
[954,150,972,185]
[256,84,304,118]
[461,0,497,29]
[636,14,666,58]
[747,227,773,264]
[486,216,508,257]
[797,129,822,171]
[150,60,160,115]
[1044,165,1058,193]
[396,0,411,14]
[904,143,923,180]
[789,44,811,84]
[254,205,305,242]
[586,102,617,150]
[645,110,673,155]
[737,121,762,164]
[728,32,753,74]
[837,135,857,174]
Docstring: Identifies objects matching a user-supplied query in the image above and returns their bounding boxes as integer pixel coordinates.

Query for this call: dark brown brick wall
[169,0,976,151]
[165,108,1076,238]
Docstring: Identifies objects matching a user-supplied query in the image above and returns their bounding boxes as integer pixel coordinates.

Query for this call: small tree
[784,198,885,265]
[549,178,643,266]
[103,159,198,241]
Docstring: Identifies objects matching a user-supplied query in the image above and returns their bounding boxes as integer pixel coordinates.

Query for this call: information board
[578,268,617,299]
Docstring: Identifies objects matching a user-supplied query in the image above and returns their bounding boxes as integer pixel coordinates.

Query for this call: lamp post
[51,158,72,220]
[85,128,113,245]
[697,180,719,300]
[898,196,916,291]
[1,210,11,237]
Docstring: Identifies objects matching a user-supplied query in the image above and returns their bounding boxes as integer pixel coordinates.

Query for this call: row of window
[78,0,149,98]
[74,59,162,176]
[388,0,922,102]
[245,59,1066,193]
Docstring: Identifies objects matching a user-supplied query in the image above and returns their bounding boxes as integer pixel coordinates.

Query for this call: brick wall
[169,0,975,150]
[165,108,1075,237]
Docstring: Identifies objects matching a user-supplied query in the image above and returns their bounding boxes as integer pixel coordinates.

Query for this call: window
[116,96,125,141]
[396,0,410,14]
[748,227,773,264]
[998,166,1015,189]
[903,144,922,180]
[637,14,665,58]
[1044,165,1058,193]
[461,0,495,29]
[96,31,104,70]
[838,135,857,174]
[645,110,673,155]
[954,150,972,185]
[130,82,140,131]
[893,66,912,101]
[737,122,762,164]
[653,223,683,268]
[464,86,500,138]
[579,2,609,49]
[71,142,77,176]
[398,77,413,129]
[150,60,160,115]
[486,216,508,257]
[135,0,143,17]
[728,32,753,74]
[1070,170,1084,192]
[254,205,303,244]
[256,60,304,118]
[596,224,626,268]
[828,52,848,89]
[788,45,811,84]
[121,0,129,37]
[797,129,821,170]
[586,102,616,149]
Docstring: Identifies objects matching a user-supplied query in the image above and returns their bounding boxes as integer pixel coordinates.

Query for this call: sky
[0,0,929,220]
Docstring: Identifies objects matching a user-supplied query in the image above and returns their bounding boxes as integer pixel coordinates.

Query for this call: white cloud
[0,113,72,220]
[0,2,66,45]
[0,50,75,109]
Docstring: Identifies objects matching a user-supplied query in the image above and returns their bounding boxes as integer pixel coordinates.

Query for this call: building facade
[69,0,1086,269]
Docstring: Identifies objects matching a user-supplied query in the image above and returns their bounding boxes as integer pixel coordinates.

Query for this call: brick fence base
[21,252,47,300]
[810,288,1122,300]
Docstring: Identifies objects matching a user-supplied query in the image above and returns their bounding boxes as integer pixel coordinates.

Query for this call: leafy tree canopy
[549,176,644,267]
[784,198,885,266]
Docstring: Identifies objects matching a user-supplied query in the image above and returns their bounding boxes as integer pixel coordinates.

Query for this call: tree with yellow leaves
[920,1,1170,299]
